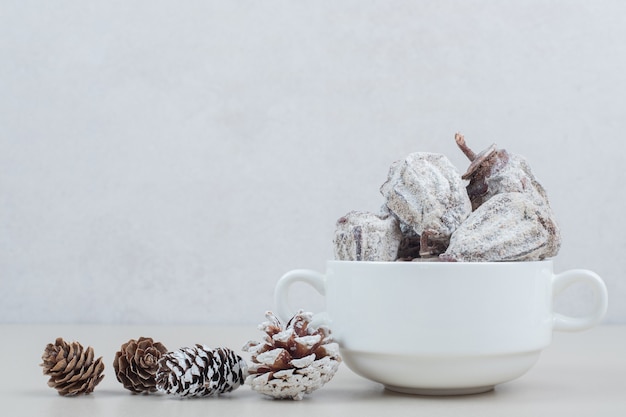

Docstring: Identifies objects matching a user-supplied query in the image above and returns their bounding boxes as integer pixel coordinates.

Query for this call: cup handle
[274,269,326,323]
[552,269,608,332]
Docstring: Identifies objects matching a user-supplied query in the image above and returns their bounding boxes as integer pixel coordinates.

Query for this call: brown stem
[455,132,476,161]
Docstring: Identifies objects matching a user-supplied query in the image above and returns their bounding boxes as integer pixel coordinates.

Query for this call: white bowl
[275,261,608,395]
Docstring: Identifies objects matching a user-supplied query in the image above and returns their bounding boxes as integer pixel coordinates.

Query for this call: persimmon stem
[455,132,476,161]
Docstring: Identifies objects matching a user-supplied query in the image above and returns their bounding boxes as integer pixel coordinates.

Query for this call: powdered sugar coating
[333,211,402,261]
[442,192,561,262]
[476,153,550,209]
[380,152,471,240]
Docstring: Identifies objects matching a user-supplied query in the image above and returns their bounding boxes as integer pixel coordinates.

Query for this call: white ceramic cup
[274,260,608,395]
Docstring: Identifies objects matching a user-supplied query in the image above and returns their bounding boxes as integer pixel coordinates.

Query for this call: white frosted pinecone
[156,345,247,398]
[243,310,341,400]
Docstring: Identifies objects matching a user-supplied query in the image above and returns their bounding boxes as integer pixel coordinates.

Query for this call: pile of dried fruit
[333,133,561,262]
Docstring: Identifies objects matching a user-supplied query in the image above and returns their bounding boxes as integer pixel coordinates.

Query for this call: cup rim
[327,259,554,267]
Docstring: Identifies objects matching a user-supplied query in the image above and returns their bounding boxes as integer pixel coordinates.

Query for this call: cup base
[341,348,542,395]
[385,385,495,396]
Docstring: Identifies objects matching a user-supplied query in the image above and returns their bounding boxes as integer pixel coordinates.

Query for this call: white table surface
[3,324,625,417]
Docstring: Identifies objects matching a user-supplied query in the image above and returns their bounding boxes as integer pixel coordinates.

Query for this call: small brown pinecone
[113,337,168,394]
[41,337,105,396]
[156,345,247,398]
[243,310,341,400]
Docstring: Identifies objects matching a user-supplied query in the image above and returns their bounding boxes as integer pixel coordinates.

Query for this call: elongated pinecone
[41,337,105,396]
[113,337,168,394]
[156,345,247,398]
[243,310,341,400]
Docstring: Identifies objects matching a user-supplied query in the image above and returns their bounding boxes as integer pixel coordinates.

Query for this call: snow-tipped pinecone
[156,345,247,398]
[41,337,105,396]
[243,310,341,400]
[113,337,168,394]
